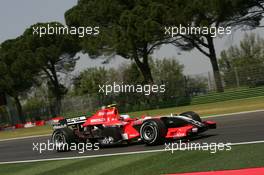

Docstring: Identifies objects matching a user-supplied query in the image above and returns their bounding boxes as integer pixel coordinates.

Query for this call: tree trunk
[48,63,63,116]
[55,93,62,116]
[134,55,154,84]
[14,96,25,123]
[207,36,224,92]
[51,76,62,116]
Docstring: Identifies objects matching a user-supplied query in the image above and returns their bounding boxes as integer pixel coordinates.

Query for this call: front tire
[140,119,167,146]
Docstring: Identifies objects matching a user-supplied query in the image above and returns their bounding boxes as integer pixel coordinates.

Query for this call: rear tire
[180,111,202,122]
[52,128,75,152]
[140,119,167,146]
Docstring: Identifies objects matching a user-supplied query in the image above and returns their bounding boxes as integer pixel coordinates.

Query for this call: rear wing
[53,116,87,129]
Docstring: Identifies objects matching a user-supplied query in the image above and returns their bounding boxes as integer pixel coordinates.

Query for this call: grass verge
[0,125,52,140]
[128,96,264,117]
[0,143,264,175]
[0,96,263,140]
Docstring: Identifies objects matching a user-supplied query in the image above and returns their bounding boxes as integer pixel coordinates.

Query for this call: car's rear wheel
[52,128,75,152]
[180,111,202,122]
[140,119,167,146]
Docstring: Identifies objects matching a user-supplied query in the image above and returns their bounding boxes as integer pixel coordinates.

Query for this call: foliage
[184,75,208,96]
[21,22,81,116]
[73,67,119,95]
[219,33,264,87]
[65,0,173,83]
[0,37,40,123]
[0,106,9,125]
[152,58,185,97]
[64,0,263,91]
[72,58,186,112]
[161,0,264,92]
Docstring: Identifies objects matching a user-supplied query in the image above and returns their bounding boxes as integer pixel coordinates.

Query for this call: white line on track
[0,109,263,142]
[0,134,50,142]
[201,109,264,118]
[0,140,264,165]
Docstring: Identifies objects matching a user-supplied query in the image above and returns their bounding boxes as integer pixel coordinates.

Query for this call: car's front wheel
[140,119,167,146]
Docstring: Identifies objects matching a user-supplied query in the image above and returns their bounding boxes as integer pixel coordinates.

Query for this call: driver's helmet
[107,104,117,108]
[120,114,130,120]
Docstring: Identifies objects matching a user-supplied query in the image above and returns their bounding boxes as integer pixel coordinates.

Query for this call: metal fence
[186,65,264,92]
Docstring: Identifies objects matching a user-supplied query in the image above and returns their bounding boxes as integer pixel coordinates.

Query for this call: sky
[0,0,263,75]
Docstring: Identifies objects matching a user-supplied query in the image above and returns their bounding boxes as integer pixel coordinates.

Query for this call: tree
[163,0,264,92]
[73,67,111,95]
[152,58,185,98]
[65,0,173,83]
[226,0,264,28]
[184,75,208,96]
[22,22,80,115]
[73,58,186,111]
[121,63,144,84]
[219,33,264,86]
[65,0,264,89]
[220,33,264,69]
[0,37,39,123]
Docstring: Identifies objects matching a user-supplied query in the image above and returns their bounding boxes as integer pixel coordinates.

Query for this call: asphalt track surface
[0,111,264,163]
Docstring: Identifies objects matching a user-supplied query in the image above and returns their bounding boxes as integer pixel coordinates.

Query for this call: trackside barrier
[0,117,64,131]
[24,122,35,128]
[35,120,45,126]
[50,117,64,123]
[15,124,25,129]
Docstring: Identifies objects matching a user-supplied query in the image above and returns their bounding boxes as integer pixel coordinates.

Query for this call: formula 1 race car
[52,104,216,151]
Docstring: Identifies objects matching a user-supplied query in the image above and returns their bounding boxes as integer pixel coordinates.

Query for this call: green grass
[191,86,264,105]
[1,143,264,175]
[128,96,264,117]
[0,125,52,140]
[0,96,263,140]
